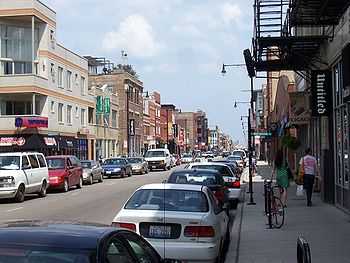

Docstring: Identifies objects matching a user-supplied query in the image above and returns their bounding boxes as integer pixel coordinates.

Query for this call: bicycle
[264,179,285,228]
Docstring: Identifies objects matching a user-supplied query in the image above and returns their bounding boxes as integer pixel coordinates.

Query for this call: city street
[0,170,172,225]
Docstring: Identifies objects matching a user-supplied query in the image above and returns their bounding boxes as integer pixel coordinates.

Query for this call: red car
[46,155,83,192]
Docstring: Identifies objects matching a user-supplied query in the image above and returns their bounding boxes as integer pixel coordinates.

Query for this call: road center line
[6,207,24,212]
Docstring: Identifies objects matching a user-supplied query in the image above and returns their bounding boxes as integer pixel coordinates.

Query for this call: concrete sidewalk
[225,163,350,263]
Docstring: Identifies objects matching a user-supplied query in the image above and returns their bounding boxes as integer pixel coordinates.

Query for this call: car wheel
[88,175,93,185]
[63,179,69,192]
[98,173,104,183]
[77,177,83,189]
[38,181,47,197]
[14,184,25,203]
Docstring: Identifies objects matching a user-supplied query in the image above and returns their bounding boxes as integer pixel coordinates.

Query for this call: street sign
[253,132,272,137]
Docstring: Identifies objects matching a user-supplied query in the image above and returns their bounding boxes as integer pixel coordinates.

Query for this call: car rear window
[125,189,209,213]
[168,172,223,186]
[191,165,233,177]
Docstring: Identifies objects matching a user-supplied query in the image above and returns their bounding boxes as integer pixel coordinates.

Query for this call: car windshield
[128,158,143,163]
[125,189,209,212]
[47,158,65,170]
[0,247,92,263]
[145,151,166,157]
[81,161,92,168]
[168,172,221,186]
[0,156,20,170]
[103,159,124,165]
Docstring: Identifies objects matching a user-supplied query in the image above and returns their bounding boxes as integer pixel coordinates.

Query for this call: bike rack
[297,237,312,263]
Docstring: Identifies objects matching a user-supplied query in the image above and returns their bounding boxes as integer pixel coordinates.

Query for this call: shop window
[58,103,64,123]
[67,105,72,124]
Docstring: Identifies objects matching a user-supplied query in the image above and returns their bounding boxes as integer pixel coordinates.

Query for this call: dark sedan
[167,169,229,208]
[0,221,162,263]
[102,158,132,178]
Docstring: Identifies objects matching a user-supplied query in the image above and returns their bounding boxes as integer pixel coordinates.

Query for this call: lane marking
[6,207,23,212]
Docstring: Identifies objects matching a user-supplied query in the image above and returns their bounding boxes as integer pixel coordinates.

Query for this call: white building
[0,0,95,159]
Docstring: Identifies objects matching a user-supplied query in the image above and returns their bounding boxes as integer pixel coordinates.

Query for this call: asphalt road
[0,169,173,225]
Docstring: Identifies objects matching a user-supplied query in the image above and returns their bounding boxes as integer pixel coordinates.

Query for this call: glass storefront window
[336,109,343,185]
[344,107,349,185]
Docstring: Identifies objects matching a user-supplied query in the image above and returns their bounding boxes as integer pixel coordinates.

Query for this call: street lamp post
[124,84,130,156]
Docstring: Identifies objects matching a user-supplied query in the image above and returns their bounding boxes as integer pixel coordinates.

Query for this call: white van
[0,152,49,202]
[145,148,172,171]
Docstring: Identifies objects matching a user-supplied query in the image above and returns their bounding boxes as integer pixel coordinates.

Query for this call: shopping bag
[296,185,304,197]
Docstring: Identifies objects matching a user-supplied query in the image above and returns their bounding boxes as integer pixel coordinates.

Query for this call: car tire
[14,184,25,203]
[77,177,83,189]
[63,179,69,192]
[38,181,47,198]
[88,175,93,185]
[98,173,104,183]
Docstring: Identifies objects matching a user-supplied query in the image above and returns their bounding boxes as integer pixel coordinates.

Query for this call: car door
[21,155,32,190]
[119,231,162,263]
[207,189,228,242]
[36,154,48,186]
[66,158,75,187]
[27,154,41,192]
[91,161,99,180]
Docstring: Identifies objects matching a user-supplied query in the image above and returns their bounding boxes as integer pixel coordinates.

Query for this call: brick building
[143,91,161,151]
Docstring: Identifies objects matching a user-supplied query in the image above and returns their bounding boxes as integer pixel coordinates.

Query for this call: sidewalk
[226,162,350,263]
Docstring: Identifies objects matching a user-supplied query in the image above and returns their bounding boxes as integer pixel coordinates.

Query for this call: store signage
[15,117,48,128]
[290,92,311,125]
[44,137,57,146]
[0,137,26,147]
[66,140,74,147]
[311,70,331,116]
[253,132,272,137]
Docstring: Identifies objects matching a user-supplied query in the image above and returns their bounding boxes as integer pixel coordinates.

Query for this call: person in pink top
[300,148,318,206]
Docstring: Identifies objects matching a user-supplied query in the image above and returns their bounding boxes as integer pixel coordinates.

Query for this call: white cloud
[103,14,162,58]
[221,3,242,24]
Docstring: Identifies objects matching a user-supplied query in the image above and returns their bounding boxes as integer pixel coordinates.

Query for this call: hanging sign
[311,70,332,116]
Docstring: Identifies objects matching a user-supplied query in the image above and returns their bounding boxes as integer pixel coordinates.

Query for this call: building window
[81,76,86,95]
[81,108,86,126]
[88,107,94,124]
[58,103,63,123]
[66,70,72,91]
[58,67,63,88]
[75,74,79,89]
[75,106,79,118]
[67,105,72,124]
[50,63,55,82]
[50,101,55,113]
[112,110,117,128]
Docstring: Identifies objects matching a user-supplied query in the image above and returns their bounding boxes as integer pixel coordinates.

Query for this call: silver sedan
[81,160,104,185]
[127,157,149,175]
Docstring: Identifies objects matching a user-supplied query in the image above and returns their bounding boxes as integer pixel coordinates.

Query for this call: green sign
[96,96,103,114]
[253,132,272,137]
[104,97,110,115]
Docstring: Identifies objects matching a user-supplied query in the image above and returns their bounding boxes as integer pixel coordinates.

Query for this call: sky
[43,0,259,144]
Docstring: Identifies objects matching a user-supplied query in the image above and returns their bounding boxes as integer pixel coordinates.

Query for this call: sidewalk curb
[225,187,245,263]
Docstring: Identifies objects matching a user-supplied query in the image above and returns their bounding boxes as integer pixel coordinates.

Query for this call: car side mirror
[22,164,31,170]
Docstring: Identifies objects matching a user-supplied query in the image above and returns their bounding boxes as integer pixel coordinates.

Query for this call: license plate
[152,166,157,169]
[149,225,171,238]
[106,171,112,174]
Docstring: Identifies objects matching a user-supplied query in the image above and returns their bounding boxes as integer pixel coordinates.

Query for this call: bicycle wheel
[272,196,284,228]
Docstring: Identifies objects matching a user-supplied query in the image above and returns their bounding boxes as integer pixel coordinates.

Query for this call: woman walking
[273,150,289,207]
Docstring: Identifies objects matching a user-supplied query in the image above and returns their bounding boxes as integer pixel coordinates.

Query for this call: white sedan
[112,183,229,263]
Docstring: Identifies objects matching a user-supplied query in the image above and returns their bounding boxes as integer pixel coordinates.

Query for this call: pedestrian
[299,148,318,207]
[272,150,289,207]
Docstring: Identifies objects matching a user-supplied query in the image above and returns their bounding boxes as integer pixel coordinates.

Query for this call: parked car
[0,221,162,263]
[127,157,149,174]
[167,169,229,208]
[0,152,48,203]
[113,183,229,263]
[227,155,245,168]
[46,155,83,192]
[102,158,132,178]
[213,159,243,176]
[186,162,241,209]
[180,153,193,163]
[81,160,104,184]
[232,150,247,166]
[145,149,172,171]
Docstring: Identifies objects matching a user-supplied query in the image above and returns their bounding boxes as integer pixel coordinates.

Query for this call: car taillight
[184,226,215,237]
[112,222,136,231]
[230,180,240,188]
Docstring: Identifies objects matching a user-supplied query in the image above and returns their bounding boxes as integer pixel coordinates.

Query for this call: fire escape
[253,0,350,73]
